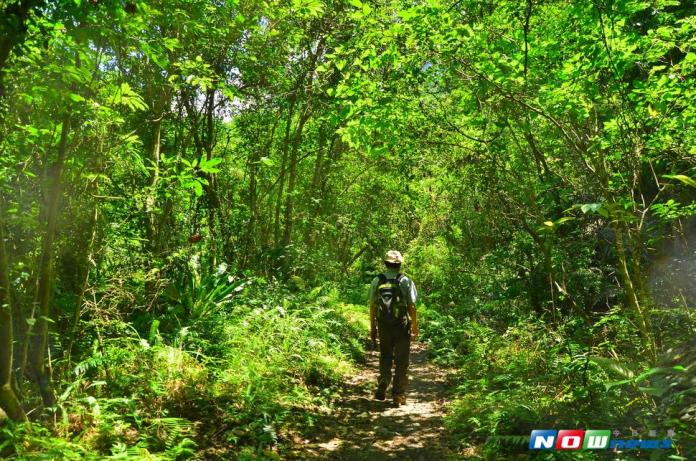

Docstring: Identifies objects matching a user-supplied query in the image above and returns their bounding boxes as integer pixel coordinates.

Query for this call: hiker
[369,250,418,406]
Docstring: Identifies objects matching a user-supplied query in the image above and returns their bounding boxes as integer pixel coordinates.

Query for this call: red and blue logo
[529,429,672,450]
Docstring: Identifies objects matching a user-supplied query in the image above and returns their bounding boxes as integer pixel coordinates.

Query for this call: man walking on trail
[369,250,418,406]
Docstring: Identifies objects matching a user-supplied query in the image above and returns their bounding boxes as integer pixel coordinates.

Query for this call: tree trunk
[247,145,258,262]
[203,89,221,268]
[0,213,27,421]
[29,112,71,407]
[145,117,162,253]
[247,116,279,262]
[307,129,337,247]
[274,99,296,247]
[611,218,656,361]
[0,0,44,97]
[281,105,311,252]
[66,203,98,365]
[595,150,655,361]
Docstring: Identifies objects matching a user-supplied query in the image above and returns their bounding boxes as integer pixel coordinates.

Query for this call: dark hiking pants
[377,321,411,396]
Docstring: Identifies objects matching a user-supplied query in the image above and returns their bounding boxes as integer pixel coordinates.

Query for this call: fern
[74,354,106,376]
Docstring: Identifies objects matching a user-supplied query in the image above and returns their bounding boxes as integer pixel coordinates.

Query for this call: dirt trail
[287,342,456,460]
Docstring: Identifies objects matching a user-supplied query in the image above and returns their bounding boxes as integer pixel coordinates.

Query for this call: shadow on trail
[286,343,453,460]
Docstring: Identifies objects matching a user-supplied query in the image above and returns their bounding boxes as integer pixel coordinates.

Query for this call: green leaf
[580,203,602,214]
[109,82,148,111]
[590,356,637,379]
[68,93,85,103]
[663,174,696,188]
[292,0,325,18]
[554,217,575,225]
[637,386,668,397]
[162,37,180,51]
[140,41,169,70]
[199,157,223,173]
[181,180,203,196]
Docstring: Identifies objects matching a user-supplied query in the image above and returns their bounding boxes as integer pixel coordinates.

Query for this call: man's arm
[403,277,418,340]
[408,303,418,340]
[370,302,378,343]
[368,278,378,343]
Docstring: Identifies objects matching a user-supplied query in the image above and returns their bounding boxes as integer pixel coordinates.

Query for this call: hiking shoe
[374,389,386,401]
[393,395,406,406]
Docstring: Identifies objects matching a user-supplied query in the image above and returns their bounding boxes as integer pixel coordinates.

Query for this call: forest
[0,0,694,459]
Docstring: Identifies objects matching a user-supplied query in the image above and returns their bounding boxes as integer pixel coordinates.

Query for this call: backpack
[376,273,409,326]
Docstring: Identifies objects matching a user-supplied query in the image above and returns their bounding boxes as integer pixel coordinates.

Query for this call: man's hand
[407,303,418,340]
[410,324,419,341]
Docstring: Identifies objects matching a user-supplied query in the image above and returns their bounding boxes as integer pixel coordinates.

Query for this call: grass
[0,281,371,460]
[420,300,696,460]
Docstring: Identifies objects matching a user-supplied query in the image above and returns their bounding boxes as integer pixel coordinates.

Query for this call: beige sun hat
[384,250,404,264]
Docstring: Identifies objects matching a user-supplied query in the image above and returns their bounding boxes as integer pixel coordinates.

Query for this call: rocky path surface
[287,342,456,460]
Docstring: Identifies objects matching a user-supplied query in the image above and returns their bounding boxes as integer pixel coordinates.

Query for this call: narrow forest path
[286,342,457,460]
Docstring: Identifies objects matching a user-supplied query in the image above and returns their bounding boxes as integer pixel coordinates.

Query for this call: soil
[286,342,457,460]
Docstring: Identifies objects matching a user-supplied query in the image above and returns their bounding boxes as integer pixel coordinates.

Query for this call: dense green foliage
[2,282,368,459]
[0,0,694,459]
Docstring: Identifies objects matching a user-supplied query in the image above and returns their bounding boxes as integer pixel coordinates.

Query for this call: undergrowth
[0,280,369,460]
[420,301,696,460]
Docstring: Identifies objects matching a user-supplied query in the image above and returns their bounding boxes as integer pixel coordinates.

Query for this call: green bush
[0,282,368,459]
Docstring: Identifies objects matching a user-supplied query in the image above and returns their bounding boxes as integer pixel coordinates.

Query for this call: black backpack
[376,273,408,326]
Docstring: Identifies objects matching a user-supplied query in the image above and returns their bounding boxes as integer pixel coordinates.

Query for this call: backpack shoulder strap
[394,274,408,302]
[377,273,387,285]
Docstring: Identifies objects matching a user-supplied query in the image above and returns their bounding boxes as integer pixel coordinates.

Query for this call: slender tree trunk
[628,226,650,305]
[523,0,532,80]
[306,126,326,247]
[343,244,369,271]
[0,213,27,421]
[205,89,215,162]
[273,39,322,250]
[66,204,98,365]
[202,90,218,267]
[145,117,162,253]
[281,105,311,251]
[29,112,71,407]
[142,116,163,308]
[66,134,104,365]
[247,116,279,262]
[611,218,656,361]
[310,127,326,203]
[594,149,655,361]
[280,42,322,254]
[247,146,258,263]
[274,99,296,247]
[307,129,337,247]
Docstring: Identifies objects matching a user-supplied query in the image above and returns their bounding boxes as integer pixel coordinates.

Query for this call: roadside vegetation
[1,278,370,459]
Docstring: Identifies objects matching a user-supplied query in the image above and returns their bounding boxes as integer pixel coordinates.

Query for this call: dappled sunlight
[286,343,455,460]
